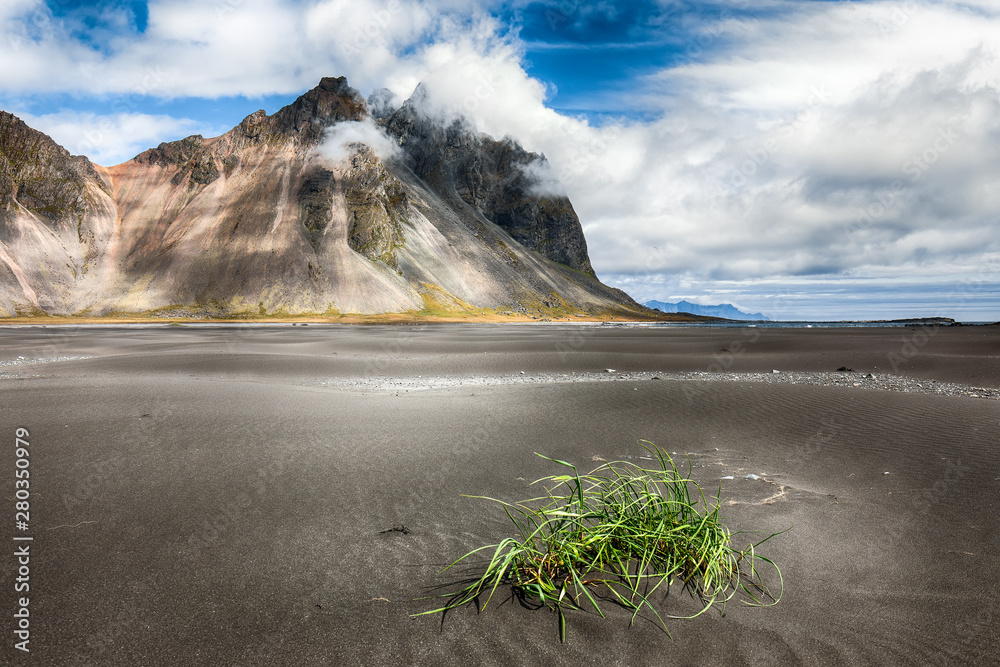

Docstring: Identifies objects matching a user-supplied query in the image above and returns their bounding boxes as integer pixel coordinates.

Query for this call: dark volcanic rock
[270,76,367,145]
[296,148,408,268]
[342,149,407,268]
[298,166,336,250]
[137,135,222,188]
[464,139,593,275]
[386,95,595,276]
[367,88,398,121]
[0,111,107,224]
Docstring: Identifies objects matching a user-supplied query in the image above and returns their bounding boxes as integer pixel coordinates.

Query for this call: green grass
[416,443,784,641]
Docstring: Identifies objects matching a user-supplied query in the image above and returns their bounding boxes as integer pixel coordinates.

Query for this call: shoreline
[301,369,1000,400]
[5,350,997,398]
[1,315,994,327]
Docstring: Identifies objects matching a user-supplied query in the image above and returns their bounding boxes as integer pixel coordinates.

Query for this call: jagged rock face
[270,76,367,143]
[0,112,117,314]
[366,88,398,121]
[298,166,336,250]
[0,77,641,317]
[385,98,595,276]
[461,139,593,275]
[135,134,226,186]
[296,148,407,267]
[0,112,109,223]
[342,149,407,268]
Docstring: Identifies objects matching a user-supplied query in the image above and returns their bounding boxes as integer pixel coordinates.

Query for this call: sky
[2,0,999,321]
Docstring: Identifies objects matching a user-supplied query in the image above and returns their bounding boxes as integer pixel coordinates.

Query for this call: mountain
[644,300,769,321]
[0,77,644,318]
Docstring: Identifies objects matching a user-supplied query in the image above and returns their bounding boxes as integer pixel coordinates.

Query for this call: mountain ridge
[0,77,644,318]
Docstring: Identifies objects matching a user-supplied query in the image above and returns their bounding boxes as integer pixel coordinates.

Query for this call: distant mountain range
[644,300,770,321]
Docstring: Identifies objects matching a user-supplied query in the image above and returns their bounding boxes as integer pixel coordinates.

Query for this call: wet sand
[1,324,998,665]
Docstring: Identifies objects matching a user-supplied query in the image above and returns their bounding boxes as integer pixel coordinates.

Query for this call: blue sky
[2,0,999,321]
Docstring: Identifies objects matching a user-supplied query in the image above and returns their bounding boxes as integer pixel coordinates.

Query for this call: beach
[2,323,998,665]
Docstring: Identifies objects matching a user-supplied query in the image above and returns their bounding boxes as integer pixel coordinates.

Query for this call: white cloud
[314,118,400,165]
[2,0,999,318]
[0,0,503,99]
[519,159,566,198]
[12,110,214,167]
[429,0,1000,318]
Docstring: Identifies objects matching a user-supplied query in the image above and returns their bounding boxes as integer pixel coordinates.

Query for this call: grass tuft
[416,442,785,641]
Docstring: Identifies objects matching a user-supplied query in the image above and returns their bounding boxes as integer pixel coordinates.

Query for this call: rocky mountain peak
[270,75,367,145]
[0,111,107,222]
[127,76,369,178]
[366,88,398,121]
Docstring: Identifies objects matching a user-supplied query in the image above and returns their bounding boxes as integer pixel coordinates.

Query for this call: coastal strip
[306,369,1000,400]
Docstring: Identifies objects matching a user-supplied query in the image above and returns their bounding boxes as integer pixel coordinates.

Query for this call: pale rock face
[0,77,641,317]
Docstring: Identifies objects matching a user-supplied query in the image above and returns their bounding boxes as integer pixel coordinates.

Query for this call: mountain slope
[385,86,594,276]
[0,77,643,318]
[0,111,118,315]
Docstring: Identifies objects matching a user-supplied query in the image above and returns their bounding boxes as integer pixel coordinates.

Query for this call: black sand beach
[2,324,998,665]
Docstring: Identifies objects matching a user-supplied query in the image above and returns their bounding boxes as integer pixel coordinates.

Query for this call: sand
[1,324,998,665]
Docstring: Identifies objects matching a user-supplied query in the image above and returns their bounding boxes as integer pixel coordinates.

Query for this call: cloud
[442,2,998,319]
[519,158,566,198]
[12,109,212,166]
[2,0,1000,318]
[314,118,400,165]
[0,0,506,99]
[451,0,1000,318]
